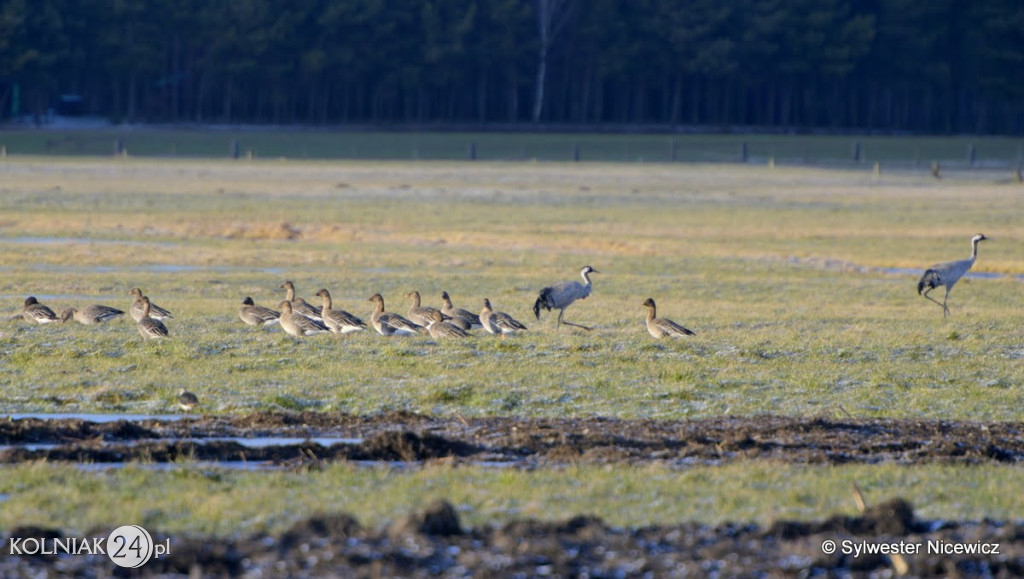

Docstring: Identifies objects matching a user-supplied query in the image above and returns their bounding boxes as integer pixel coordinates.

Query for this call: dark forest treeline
[1,0,1023,133]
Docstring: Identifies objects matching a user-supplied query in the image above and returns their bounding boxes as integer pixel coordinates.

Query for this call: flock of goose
[10,232,989,346]
[10,266,699,342]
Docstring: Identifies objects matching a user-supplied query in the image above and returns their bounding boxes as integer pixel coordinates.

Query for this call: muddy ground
[3,412,1024,576]
[1,411,1023,467]
[2,497,1023,576]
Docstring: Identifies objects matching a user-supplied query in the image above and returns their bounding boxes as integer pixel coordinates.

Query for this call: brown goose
[426,309,470,339]
[440,291,482,330]
[60,305,125,325]
[481,298,528,337]
[642,298,695,338]
[129,288,173,322]
[136,296,170,339]
[368,293,424,336]
[405,290,447,327]
[314,289,366,334]
[21,297,59,324]
[239,297,280,326]
[280,281,322,320]
[278,300,329,337]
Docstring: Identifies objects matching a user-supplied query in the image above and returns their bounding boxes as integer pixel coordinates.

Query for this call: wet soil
[3,498,1023,576]
[2,411,1023,467]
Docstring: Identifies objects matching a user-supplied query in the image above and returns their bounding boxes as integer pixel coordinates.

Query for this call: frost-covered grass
[2,158,1023,419]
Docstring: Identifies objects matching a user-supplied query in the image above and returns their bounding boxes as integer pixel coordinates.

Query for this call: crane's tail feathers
[918,269,941,295]
[533,297,544,320]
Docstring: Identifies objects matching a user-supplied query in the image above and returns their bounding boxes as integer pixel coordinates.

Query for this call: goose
[314,289,366,334]
[918,234,988,317]
[405,290,447,327]
[136,296,170,339]
[533,265,599,330]
[440,291,482,329]
[60,305,125,325]
[481,298,528,337]
[368,293,424,336]
[426,310,470,339]
[129,288,173,322]
[642,298,695,338]
[177,388,199,412]
[21,297,59,324]
[278,300,329,337]
[280,281,322,320]
[239,297,280,326]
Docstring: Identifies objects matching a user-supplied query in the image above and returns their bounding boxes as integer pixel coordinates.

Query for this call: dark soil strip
[2,498,1022,576]
[2,412,1024,466]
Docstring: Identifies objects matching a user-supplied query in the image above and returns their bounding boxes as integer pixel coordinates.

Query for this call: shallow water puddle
[5,413,187,422]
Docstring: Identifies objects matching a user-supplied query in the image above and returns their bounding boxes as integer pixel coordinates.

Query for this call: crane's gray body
[533,266,598,330]
[917,234,987,317]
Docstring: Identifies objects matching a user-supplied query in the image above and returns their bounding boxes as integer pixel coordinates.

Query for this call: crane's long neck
[581,270,593,288]
[970,237,981,261]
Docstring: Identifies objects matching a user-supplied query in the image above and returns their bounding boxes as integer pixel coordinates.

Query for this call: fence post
[114,138,123,156]
[852,141,862,163]
[739,141,748,163]
[468,141,477,161]
[231,140,240,159]
[967,143,976,167]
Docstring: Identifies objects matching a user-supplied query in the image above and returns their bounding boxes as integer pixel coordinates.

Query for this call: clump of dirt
[3,498,1023,576]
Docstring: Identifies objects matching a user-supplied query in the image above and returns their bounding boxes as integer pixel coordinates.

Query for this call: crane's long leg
[921,286,948,315]
[557,309,592,331]
[942,287,952,318]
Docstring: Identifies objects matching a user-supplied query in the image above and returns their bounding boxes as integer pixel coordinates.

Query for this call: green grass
[0,129,1022,166]
[1,461,1021,535]
[1,158,1023,419]
[2,156,1024,537]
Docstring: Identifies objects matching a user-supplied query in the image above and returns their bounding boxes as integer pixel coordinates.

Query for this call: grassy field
[1,461,1021,536]
[1,152,1024,535]
[1,127,1023,166]
[2,157,1023,419]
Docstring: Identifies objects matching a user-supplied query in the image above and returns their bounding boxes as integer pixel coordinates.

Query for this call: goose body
[405,290,447,327]
[642,298,695,338]
[239,297,280,326]
[281,281,322,320]
[368,294,424,336]
[278,300,329,337]
[426,310,470,339]
[917,234,988,317]
[315,289,366,334]
[60,305,125,325]
[481,298,528,336]
[129,288,173,322]
[441,291,482,329]
[533,265,599,330]
[21,297,59,324]
[136,297,170,339]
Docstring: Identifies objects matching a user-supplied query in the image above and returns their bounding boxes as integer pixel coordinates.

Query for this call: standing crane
[533,265,599,330]
[917,233,988,317]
